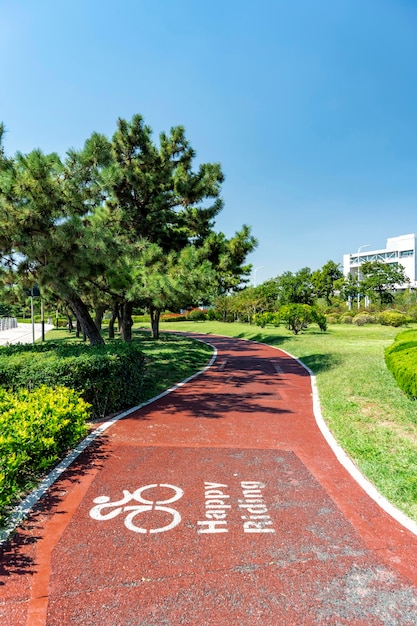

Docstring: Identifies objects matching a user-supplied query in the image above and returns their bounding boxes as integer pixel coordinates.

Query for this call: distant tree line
[211,259,412,332]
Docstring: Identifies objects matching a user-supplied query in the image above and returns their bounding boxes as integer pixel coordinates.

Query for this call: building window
[400,250,413,257]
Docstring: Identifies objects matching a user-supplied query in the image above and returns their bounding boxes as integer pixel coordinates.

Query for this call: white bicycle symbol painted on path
[89,484,184,534]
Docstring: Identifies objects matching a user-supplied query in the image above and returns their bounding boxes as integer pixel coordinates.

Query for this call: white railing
[0,317,18,331]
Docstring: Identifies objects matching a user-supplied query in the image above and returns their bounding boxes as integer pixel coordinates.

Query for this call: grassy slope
[158,320,417,522]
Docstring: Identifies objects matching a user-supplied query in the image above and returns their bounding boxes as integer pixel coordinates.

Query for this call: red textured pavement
[1,334,417,625]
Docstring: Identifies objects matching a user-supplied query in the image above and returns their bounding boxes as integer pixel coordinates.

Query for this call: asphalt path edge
[0,340,218,546]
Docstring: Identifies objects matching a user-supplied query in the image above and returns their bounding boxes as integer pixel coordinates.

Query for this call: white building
[343,233,417,290]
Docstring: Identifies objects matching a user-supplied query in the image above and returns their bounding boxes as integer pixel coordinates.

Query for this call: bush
[253,312,279,328]
[0,342,146,419]
[385,330,417,398]
[0,386,89,518]
[206,309,218,321]
[405,306,417,323]
[278,304,312,335]
[186,309,207,321]
[212,308,233,322]
[325,314,340,324]
[311,309,327,332]
[352,312,376,326]
[377,310,408,327]
[341,314,353,324]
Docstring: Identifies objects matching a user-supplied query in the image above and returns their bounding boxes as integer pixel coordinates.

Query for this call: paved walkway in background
[1,334,417,625]
[0,323,54,346]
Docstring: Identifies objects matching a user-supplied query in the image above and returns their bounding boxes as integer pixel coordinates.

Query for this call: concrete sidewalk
[0,322,55,346]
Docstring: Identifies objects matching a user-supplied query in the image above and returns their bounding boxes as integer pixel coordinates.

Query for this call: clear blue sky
[2,0,417,283]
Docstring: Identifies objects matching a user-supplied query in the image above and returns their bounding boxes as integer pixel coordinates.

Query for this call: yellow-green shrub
[353,312,377,326]
[378,310,408,327]
[0,386,89,519]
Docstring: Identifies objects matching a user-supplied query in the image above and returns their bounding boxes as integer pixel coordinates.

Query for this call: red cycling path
[1,333,417,625]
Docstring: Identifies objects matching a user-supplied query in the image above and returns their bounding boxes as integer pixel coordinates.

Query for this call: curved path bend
[1,334,417,625]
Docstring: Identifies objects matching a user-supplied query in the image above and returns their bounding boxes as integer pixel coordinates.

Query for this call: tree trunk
[108,303,120,339]
[120,301,133,342]
[94,305,107,330]
[150,305,160,340]
[64,292,105,346]
[67,311,74,332]
[75,318,87,341]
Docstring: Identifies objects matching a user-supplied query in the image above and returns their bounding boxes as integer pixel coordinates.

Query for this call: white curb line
[282,348,417,538]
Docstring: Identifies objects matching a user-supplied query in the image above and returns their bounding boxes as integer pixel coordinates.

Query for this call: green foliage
[201,226,258,295]
[131,244,215,338]
[0,330,214,524]
[377,310,408,327]
[352,312,377,326]
[326,314,340,324]
[0,303,12,317]
[311,260,343,305]
[253,311,279,328]
[254,306,327,333]
[186,308,207,321]
[406,306,417,323]
[252,279,280,311]
[0,386,89,518]
[213,294,235,322]
[206,308,219,321]
[385,329,417,398]
[339,273,359,302]
[360,260,409,304]
[276,267,315,306]
[0,342,146,419]
[279,304,327,334]
[0,116,256,345]
[278,304,313,334]
[132,314,151,324]
[311,308,327,332]
[0,137,109,345]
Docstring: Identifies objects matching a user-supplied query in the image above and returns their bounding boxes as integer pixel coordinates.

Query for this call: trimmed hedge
[0,386,89,517]
[0,342,146,419]
[385,329,417,399]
